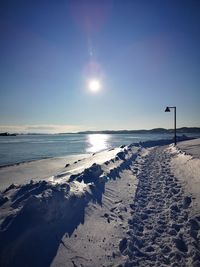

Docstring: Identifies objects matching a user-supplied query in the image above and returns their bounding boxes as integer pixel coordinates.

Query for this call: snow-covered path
[0,140,200,267]
[120,146,200,267]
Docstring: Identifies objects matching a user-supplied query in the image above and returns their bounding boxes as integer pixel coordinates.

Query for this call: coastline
[0,152,88,169]
[0,146,121,191]
[1,132,199,168]
[0,136,196,191]
[0,154,90,191]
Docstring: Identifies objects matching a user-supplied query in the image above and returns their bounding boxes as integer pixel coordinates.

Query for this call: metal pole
[174,107,176,145]
[165,106,177,145]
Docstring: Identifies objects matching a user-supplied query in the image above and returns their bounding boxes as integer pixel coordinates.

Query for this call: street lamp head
[165,106,170,112]
[164,105,177,146]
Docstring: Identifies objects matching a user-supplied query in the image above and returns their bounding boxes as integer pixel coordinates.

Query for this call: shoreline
[1,135,196,169]
[0,146,121,191]
[0,152,87,169]
[0,153,90,191]
[0,136,197,192]
[0,134,198,169]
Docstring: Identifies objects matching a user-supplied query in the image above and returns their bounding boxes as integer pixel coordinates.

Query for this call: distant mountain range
[77,127,200,135]
[1,127,200,136]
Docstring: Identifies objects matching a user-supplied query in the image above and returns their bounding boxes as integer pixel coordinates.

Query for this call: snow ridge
[0,145,140,267]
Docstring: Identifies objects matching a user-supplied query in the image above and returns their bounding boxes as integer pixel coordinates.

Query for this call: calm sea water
[0,133,199,167]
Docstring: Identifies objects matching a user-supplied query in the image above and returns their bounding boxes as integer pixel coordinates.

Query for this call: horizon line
[1,126,200,135]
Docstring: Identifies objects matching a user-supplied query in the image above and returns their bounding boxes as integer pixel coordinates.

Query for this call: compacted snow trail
[119,146,200,267]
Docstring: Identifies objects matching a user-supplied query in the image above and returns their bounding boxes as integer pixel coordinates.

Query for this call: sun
[88,79,101,93]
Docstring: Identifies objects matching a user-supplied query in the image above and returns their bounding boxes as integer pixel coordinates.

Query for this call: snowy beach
[0,138,200,267]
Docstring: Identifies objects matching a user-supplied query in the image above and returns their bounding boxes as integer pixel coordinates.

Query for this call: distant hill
[77,127,200,135]
[1,127,200,136]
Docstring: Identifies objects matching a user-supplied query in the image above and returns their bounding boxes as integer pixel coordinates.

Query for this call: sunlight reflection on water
[86,134,111,153]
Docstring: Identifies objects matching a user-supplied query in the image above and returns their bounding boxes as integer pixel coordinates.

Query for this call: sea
[0,133,199,167]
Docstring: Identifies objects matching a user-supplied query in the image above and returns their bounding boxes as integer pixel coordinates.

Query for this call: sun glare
[88,79,101,93]
[86,134,110,153]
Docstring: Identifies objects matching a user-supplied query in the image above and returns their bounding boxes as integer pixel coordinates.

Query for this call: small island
[0,132,17,136]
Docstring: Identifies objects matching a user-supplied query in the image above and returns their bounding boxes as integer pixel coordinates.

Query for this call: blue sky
[0,0,200,133]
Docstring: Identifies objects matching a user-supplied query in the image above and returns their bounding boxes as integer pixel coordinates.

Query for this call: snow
[0,138,200,267]
[0,154,90,191]
[118,144,200,267]
[170,138,200,216]
[49,147,122,185]
[177,138,200,159]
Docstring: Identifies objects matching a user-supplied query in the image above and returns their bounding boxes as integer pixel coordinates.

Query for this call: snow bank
[0,144,142,267]
[176,138,200,159]
[137,134,195,148]
[170,138,200,216]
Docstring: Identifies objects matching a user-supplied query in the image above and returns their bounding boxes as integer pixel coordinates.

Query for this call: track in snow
[118,146,200,267]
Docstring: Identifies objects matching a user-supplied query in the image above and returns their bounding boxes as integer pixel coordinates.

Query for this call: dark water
[0,133,199,167]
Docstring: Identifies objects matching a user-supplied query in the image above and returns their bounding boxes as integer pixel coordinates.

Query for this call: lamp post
[165,106,177,145]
